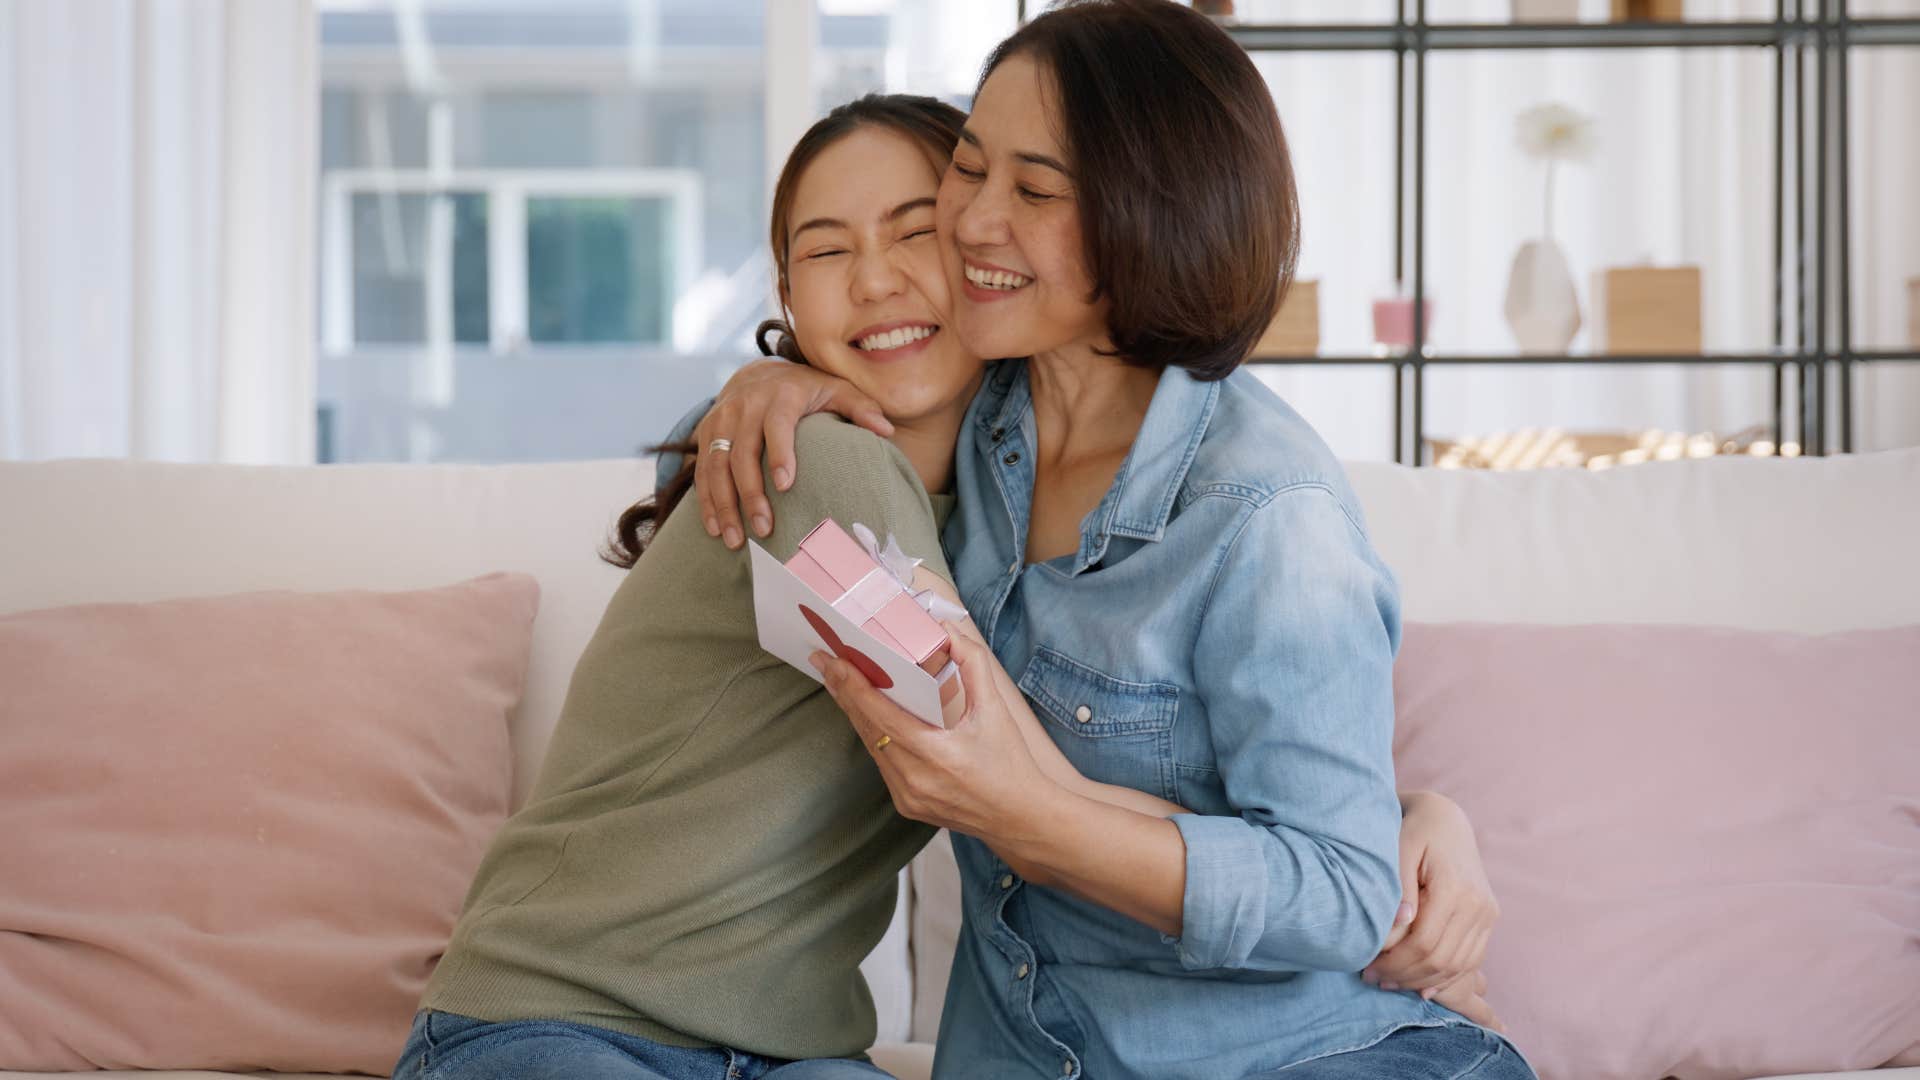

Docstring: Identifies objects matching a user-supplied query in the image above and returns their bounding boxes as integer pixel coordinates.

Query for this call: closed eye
[903,227,935,240]
[804,249,847,260]
[950,162,984,182]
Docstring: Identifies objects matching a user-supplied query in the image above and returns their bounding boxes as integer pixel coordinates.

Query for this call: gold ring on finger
[873,734,892,752]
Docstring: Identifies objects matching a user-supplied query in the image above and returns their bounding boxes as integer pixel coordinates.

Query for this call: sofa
[1,447,1916,1080]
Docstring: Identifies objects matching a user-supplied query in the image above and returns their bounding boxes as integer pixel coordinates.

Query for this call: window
[324,172,699,350]
[317,0,1017,464]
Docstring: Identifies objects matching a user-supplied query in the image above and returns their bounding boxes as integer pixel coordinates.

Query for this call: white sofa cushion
[1346,448,1920,632]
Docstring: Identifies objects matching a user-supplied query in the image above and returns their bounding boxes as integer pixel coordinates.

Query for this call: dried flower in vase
[1504,103,1597,355]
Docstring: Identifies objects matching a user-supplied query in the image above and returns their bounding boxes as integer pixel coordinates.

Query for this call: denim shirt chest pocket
[1017,645,1180,802]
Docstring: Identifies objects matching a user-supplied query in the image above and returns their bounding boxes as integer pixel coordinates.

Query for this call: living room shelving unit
[1017,1,1920,464]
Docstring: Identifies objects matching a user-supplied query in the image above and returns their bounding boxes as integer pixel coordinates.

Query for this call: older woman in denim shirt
[679,4,1537,1078]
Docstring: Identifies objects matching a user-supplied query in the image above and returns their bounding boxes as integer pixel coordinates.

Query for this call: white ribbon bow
[851,522,969,623]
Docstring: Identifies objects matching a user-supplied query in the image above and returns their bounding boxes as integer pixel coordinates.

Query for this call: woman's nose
[850,247,907,306]
[952,184,1010,249]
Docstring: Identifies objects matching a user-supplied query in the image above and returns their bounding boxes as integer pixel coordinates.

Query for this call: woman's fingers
[722,417,769,547]
[1430,978,1503,1033]
[1409,885,1495,990]
[1407,902,1468,989]
[693,407,744,545]
[693,358,884,548]
[812,651,918,747]
[697,360,795,547]
[825,380,893,439]
[940,622,1007,728]
[759,386,813,497]
[812,650,951,823]
[1419,968,1469,1003]
[1452,923,1493,986]
[1380,885,1466,991]
[943,616,1029,708]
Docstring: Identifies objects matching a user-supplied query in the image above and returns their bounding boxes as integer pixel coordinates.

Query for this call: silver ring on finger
[708,438,733,454]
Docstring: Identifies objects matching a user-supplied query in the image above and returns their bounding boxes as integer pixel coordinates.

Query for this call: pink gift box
[787,519,951,676]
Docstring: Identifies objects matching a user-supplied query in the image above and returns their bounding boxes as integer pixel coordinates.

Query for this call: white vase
[1503,239,1582,354]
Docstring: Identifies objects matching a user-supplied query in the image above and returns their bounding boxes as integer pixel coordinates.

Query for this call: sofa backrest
[1346,449,1920,633]
[0,458,655,810]
[6,447,1918,1046]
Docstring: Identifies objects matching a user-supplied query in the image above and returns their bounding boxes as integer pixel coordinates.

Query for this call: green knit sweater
[421,416,949,1059]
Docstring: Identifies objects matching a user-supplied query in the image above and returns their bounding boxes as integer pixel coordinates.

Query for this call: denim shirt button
[1000,874,1015,889]
[1003,450,1021,466]
[991,426,1006,442]
[1061,1061,1073,1076]
[1073,704,1093,723]
[1015,962,1030,979]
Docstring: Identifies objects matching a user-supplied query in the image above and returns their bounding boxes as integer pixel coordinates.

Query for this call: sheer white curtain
[1249,0,1920,461]
[0,0,316,464]
[1849,41,1920,452]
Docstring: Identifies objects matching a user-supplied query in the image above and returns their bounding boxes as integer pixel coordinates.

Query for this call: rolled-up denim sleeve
[654,396,715,499]
[1170,485,1405,974]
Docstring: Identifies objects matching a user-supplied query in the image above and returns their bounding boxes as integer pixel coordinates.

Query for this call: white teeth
[856,325,935,351]
[965,263,1031,290]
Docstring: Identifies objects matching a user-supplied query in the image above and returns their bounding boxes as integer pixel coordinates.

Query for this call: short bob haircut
[979,0,1299,381]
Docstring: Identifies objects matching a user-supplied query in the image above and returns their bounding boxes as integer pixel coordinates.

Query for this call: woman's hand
[693,360,890,549]
[1428,970,1505,1034]
[814,624,1190,935]
[810,623,1054,839]
[941,617,1194,820]
[1362,792,1500,998]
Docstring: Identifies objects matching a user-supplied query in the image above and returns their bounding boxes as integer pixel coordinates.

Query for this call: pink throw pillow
[0,573,538,1073]
[1393,622,1920,1080]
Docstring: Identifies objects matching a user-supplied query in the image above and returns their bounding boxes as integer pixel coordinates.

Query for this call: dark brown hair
[979,0,1300,381]
[602,93,968,569]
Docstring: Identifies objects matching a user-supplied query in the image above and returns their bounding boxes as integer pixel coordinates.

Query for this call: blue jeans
[391,1009,896,1080]
[1258,1023,1537,1079]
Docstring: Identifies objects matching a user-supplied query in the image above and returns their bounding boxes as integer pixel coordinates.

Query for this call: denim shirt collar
[976,360,1220,574]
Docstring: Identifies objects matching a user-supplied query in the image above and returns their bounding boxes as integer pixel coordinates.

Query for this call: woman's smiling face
[937,52,1109,362]
[783,125,982,424]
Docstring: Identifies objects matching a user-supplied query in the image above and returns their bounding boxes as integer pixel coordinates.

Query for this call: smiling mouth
[964,263,1033,291]
[850,324,940,352]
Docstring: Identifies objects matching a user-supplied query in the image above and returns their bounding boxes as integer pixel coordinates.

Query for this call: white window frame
[320,167,704,355]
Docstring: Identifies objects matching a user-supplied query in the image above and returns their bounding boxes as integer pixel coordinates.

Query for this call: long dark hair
[601,93,968,569]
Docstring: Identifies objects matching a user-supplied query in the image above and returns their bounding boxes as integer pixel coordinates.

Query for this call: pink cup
[1372,297,1437,349]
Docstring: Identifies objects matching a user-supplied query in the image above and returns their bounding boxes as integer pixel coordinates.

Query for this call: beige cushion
[0,575,537,1073]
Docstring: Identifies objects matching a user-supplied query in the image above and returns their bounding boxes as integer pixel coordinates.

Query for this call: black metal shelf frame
[1217,4,1920,465]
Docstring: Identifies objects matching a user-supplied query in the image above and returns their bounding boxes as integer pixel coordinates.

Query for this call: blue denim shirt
[657,364,1478,1078]
[931,360,1474,1080]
